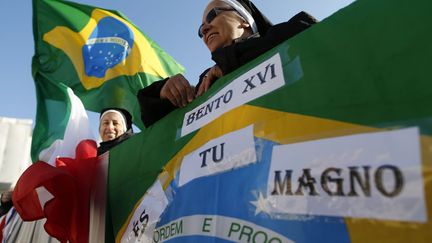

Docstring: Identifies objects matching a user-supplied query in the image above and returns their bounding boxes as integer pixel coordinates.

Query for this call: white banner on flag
[121,180,169,243]
[181,54,285,137]
[266,127,427,222]
[179,125,256,187]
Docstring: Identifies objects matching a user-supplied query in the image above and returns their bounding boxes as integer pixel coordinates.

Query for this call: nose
[107,122,115,131]
[201,22,211,38]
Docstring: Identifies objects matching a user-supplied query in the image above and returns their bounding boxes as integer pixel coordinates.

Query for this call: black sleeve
[212,11,317,75]
[137,79,177,127]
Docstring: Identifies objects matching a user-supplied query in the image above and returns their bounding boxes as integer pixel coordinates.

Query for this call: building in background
[0,117,32,192]
[0,117,58,243]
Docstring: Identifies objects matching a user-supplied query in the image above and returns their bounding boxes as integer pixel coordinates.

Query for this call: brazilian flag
[31,0,184,161]
[105,0,432,242]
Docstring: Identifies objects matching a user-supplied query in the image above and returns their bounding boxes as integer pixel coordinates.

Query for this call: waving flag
[12,0,185,241]
[32,0,184,159]
[13,76,98,243]
[104,0,432,242]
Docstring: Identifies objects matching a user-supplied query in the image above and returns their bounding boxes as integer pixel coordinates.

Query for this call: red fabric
[0,215,6,242]
[13,140,98,243]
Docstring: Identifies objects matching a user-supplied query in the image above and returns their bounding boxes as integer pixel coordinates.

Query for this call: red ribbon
[13,139,98,243]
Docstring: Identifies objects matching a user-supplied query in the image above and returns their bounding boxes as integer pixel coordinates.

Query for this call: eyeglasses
[198,7,236,38]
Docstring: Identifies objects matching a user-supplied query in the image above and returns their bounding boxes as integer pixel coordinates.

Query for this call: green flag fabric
[31,0,184,161]
[106,0,432,242]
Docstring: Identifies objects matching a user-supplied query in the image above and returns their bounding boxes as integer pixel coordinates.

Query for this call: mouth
[206,32,218,44]
[105,132,116,138]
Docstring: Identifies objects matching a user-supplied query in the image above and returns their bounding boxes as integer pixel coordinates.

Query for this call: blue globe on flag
[82,17,134,78]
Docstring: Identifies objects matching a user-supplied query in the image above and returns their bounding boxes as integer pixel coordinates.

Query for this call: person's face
[200,0,250,52]
[99,112,125,142]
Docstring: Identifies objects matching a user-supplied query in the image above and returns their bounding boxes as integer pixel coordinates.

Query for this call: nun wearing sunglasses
[137,0,317,127]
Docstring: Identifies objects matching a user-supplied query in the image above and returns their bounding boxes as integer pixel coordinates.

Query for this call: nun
[98,107,134,155]
[137,0,317,127]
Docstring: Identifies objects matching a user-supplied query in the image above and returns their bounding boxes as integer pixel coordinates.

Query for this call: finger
[204,69,214,93]
[160,79,174,100]
[196,78,206,96]
[172,78,191,107]
[204,76,211,92]
[160,84,169,100]
[174,75,194,103]
[215,65,223,77]
[205,67,219,89]
[197,77,210,96]
[164,88,179,107]
[161,76,184,107]
[186,84,195,103]
[167,84,183,107]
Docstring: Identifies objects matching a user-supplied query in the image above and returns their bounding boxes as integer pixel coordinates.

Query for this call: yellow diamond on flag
[43,9,168,90]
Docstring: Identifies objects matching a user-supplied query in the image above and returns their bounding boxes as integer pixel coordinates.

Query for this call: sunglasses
[198,7,236,38]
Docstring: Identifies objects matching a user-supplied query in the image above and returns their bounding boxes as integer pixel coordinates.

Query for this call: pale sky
[0,0,355,135]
